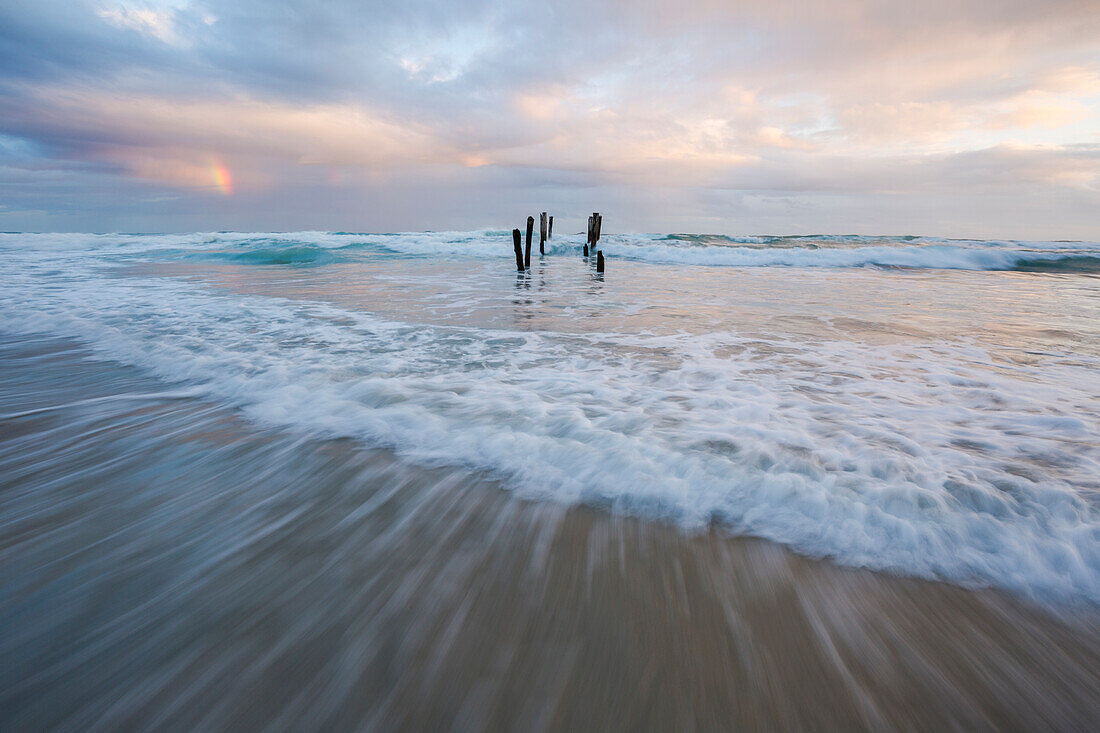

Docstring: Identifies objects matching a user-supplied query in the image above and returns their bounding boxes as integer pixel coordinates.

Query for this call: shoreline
[2,333,1097,729]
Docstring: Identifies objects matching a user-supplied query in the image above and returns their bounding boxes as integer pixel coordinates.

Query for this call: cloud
[985,91,1091,130]
[97,2,190,46]
[0,0,1097,236]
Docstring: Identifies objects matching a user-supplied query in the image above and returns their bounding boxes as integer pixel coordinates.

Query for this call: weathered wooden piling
[548,216,553,239]
[539,212,547,254]
[512,229,524,271]
[596,250,605,272]
[584,243,589,257]
[587,215,595,251]
[595,214,603,243]
[525,216,533,268]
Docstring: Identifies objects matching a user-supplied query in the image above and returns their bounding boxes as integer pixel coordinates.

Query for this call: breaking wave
[1,229,1098,607]
[4,231,1097,272]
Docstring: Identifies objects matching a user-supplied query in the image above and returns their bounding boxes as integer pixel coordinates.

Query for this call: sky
[1,0,1098,238]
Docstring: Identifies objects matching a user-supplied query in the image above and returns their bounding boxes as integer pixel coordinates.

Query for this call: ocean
[2,230,1098,728]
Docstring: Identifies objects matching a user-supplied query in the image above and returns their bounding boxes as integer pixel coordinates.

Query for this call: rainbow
[211,158,233,195]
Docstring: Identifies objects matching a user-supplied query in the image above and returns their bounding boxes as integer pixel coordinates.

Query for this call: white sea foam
[597,240,1100,270]
[2,232,1098,606]
[4,230,1097,270]
[355,232,1100,271]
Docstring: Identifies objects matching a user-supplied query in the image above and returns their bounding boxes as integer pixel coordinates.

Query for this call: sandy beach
[3,333,1097,730]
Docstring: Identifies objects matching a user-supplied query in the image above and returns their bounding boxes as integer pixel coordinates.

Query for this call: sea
[2,230,1098,729]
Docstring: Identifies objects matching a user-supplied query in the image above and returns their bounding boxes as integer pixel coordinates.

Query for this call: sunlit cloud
[95,1,211,46]
[0,0,1097,236]
[985,91,1090,130]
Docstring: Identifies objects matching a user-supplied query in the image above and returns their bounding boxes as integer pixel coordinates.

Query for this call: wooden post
[596,250,605,273]
[595,214,602,243]
[548,216,553,239]
[587,215,594,250]
[525,216,533,268]
[539,212,547,254]
[512,229,524,272]
[584,243,589,257]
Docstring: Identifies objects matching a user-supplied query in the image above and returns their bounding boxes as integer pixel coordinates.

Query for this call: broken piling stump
[548,216,553,239]
[539,212,547,254]
[596,250,605,273]
[525,216,533,268]
[512,229,524,272]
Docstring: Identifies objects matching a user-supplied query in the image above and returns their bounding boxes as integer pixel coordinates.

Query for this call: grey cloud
[0,0,1097,236]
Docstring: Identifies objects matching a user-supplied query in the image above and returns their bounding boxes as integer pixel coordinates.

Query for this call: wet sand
[1,334,1098,730]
